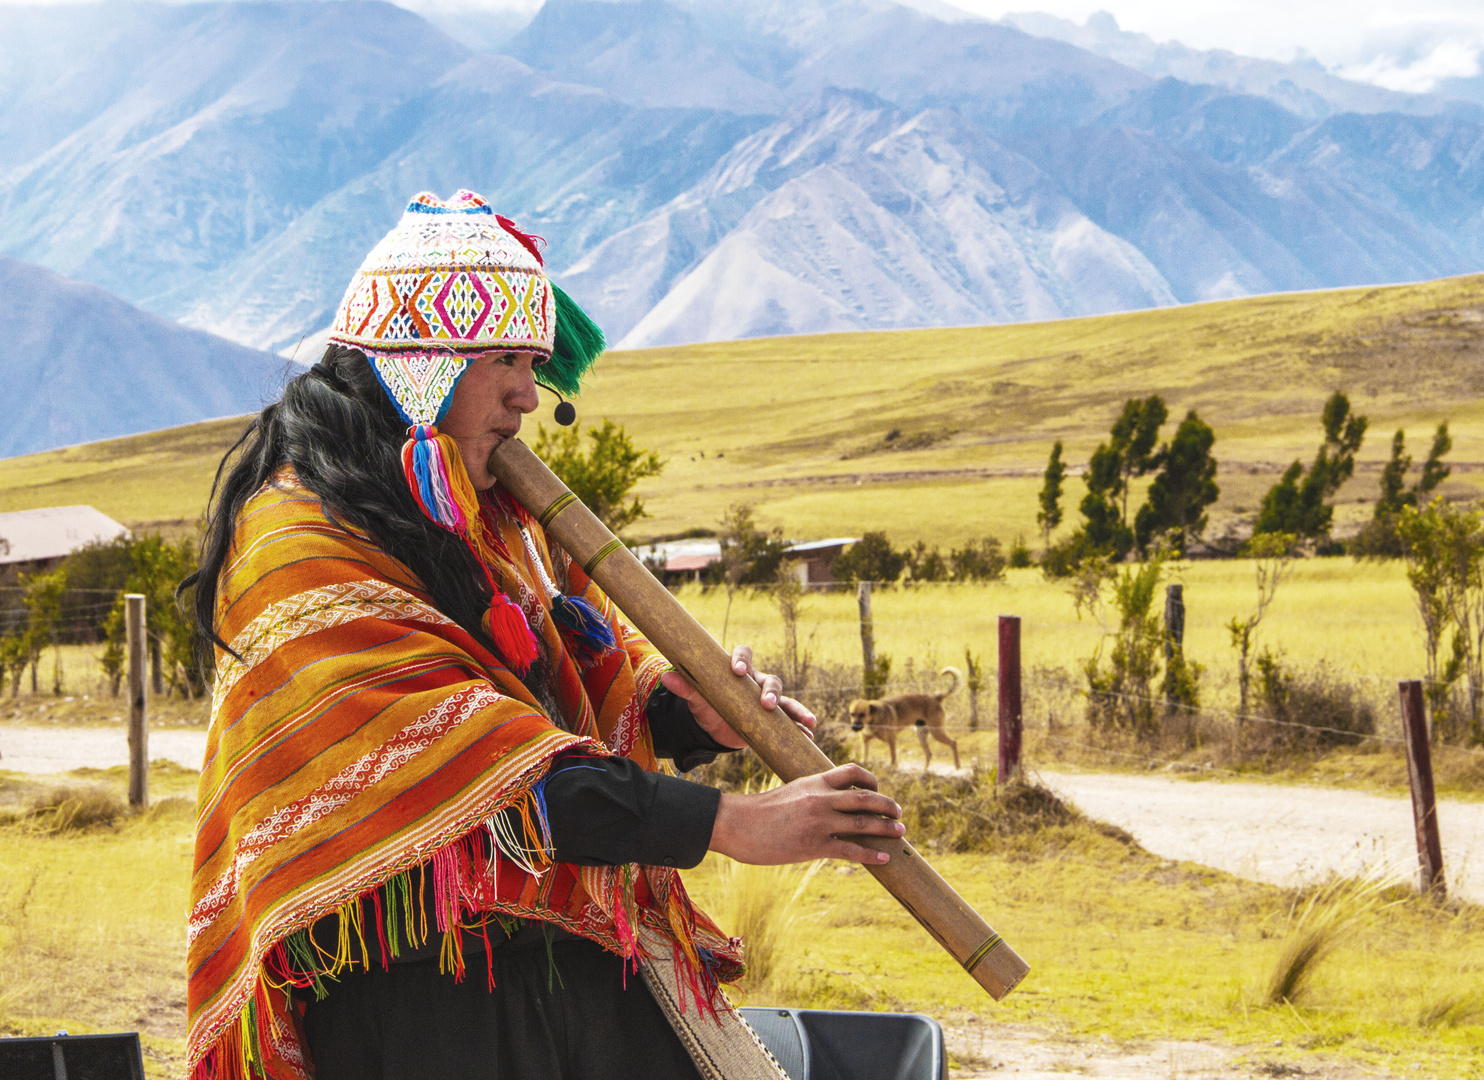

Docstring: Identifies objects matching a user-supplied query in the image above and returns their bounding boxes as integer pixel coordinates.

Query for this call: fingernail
[877,852,890,863]
[894,823,905,835]
[763,693,776,706]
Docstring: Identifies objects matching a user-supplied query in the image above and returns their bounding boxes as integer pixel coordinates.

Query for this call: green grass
[3,767,1480,1079]
[0,764,199,1078]
[3,275,1483,542]
[687,818,1484,1078]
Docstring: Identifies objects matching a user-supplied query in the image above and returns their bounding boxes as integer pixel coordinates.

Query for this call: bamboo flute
[490,436,1030,1001]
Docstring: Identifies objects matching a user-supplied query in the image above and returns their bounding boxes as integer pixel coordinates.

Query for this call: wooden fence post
[1164,583,1184,710]
[126,593,148,809]
[997,616,1022,787]
[1399,680,1444,897]
[857,581,876,698]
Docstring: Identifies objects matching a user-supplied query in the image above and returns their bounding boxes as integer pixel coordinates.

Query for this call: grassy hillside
[3,275,1483,543]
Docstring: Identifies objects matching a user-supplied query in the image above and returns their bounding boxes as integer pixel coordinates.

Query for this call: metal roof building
[0,506,129,566]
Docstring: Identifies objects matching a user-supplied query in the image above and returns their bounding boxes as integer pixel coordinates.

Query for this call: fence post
[1163,583,1184,709]
[857,581,875,698]
[1399,680,1445,897]
[126,593,148,809]
[997,615,1022,787]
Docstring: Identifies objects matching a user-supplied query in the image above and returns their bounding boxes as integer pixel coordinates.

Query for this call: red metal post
[1399,680,1445,898]
[997,616,1022,787]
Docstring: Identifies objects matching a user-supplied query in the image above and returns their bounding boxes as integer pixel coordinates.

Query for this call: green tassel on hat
[543,284,606,398]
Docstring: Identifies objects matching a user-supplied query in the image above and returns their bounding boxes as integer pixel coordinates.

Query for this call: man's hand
[659,643,816,750]
[709,764,904,865]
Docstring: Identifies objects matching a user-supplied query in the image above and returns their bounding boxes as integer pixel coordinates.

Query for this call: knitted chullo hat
[326,189,610,673]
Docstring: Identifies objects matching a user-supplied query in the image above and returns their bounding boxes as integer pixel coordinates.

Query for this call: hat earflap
[402,424,539,674]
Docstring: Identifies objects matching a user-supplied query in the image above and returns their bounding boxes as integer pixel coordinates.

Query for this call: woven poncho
[186,471,742,1079]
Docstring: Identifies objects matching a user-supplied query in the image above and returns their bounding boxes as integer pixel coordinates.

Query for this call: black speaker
[0,1032,144,1080]
[737,1008,944,1080]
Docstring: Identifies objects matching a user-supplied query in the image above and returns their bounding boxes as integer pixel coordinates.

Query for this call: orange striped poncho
[186,470,742,1079]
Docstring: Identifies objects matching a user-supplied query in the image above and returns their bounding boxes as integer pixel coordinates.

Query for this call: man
[184,190,902,1080]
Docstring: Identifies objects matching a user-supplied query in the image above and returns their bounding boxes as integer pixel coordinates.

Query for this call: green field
[2,275,1482,543]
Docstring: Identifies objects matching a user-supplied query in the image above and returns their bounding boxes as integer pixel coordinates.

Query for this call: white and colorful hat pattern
[327,189,560,426]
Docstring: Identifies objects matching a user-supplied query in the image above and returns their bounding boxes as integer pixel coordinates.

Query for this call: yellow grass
[686,840,1484,1079]
[2,276,1483,544]
[4,767,1481,1079]
[0,765,199,1078]
[680,559,1423,698]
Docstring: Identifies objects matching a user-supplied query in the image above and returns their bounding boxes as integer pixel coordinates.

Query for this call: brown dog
[848,666,962,770]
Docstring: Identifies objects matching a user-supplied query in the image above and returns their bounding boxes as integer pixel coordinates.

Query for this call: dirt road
[1039,769,1483,903]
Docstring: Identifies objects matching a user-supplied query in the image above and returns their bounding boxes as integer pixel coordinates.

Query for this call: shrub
[832,532,905,584]
[1253,653,1377,749]
[950,538,1007,582]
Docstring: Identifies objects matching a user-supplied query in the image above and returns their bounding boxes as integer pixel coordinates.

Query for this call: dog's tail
[936,665,963,700]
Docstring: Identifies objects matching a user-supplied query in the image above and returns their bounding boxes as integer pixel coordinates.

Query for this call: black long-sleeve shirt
[544,683,728,868]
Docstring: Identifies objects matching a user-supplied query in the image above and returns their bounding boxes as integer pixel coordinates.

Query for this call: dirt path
[3,724,1478,903]
[0,723,207,774]
[1038,769,1484,903]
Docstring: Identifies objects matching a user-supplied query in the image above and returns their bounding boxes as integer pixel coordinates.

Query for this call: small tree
[1227,533,1297,724]
[1073,396,1167,561]
[1397,498,1484,743]
[904,541,949,583]
[0,632,25,696]
[832,532,906,585]
[774,560,810,689]
[1083,554,1168,736]
[715,504,786,647]
[534,419,664,535]
[20,569,67,694]
[964,647,982,731]
[1355,423,1451,558]
[1134,410,1218,555]
[126,535,207,699]
[1037,441,1066,547]
[949,538,1007,582]
[1254,392,1367,544]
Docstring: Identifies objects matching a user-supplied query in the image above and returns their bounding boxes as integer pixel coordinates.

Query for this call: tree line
[1034,390,1453,571]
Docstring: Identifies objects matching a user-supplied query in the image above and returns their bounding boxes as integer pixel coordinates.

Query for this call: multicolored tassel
[401,423,539,674]
[514,520,617,668]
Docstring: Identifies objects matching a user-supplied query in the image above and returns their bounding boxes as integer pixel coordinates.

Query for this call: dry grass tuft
[716,856,823,996]
[1416,991,1484,1029]
[1265,868,1402,1005]
[878,769,1133,855]
[23,786,128,834]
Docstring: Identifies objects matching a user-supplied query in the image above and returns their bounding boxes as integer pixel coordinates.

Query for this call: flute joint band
[538,491,579,528]
[584,538,626,576]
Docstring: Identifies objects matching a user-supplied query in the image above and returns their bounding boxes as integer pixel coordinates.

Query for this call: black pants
[301,936,703,1080]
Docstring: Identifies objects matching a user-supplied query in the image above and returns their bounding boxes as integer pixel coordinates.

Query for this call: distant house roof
[632,537,858,574]
[785,538,856,554]
[0,506,128,565]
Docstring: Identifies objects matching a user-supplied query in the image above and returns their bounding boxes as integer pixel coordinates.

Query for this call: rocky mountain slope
[0,0,1478,370]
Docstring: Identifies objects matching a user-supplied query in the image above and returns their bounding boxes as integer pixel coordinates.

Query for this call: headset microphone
[539,382,577,426]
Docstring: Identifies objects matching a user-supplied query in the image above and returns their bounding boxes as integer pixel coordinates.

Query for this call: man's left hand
[659,644,817,750]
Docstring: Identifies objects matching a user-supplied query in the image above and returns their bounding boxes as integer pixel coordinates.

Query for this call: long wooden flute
[490,436,1030,1001]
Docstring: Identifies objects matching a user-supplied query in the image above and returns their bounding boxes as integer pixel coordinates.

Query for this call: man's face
[438,350,542,490]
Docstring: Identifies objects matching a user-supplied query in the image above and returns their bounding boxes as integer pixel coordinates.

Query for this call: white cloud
[1339,37,1482,93]
[946,1,1484,83]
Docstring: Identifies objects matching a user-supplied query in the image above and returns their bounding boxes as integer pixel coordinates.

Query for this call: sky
[0,0,1477,94]
[946,1,1484,92]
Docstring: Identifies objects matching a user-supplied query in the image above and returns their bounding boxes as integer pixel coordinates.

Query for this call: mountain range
[1,0,1482,452]
[0,254,284,458]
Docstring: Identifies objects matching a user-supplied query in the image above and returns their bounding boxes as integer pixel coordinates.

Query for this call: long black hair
[186,346,491,652]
